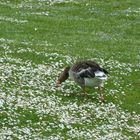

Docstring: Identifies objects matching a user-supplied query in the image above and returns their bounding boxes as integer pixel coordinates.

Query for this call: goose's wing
[78,67,95,78]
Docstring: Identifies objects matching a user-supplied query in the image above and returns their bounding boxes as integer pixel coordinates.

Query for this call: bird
[56,60,109,102]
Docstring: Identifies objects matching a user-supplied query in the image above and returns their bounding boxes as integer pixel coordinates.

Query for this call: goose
[56,60,109,102]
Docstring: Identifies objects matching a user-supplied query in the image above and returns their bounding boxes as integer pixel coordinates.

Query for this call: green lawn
[0,0,140,139]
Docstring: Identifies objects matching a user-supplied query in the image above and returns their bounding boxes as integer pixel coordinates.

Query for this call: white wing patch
[84,71,107,87]
[94,71,107,80]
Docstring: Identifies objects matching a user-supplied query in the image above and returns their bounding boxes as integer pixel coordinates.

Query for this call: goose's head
[56,66,70,86]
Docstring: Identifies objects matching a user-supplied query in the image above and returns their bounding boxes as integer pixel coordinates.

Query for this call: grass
[0,0,140,139]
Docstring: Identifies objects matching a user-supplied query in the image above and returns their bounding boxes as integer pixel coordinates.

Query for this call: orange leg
[82,87,87,96]
[98,87,105,102]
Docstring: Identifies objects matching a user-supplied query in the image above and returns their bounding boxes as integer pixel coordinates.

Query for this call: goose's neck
[57,66,70,84]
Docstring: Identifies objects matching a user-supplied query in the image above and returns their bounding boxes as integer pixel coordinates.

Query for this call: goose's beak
[56,80,61,87]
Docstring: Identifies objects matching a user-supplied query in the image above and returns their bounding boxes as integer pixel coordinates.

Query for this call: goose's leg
[82,87,87,96]
[98,87,105,102]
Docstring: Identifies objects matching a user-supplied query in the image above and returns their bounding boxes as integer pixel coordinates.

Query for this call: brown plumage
[56,66,70,85]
